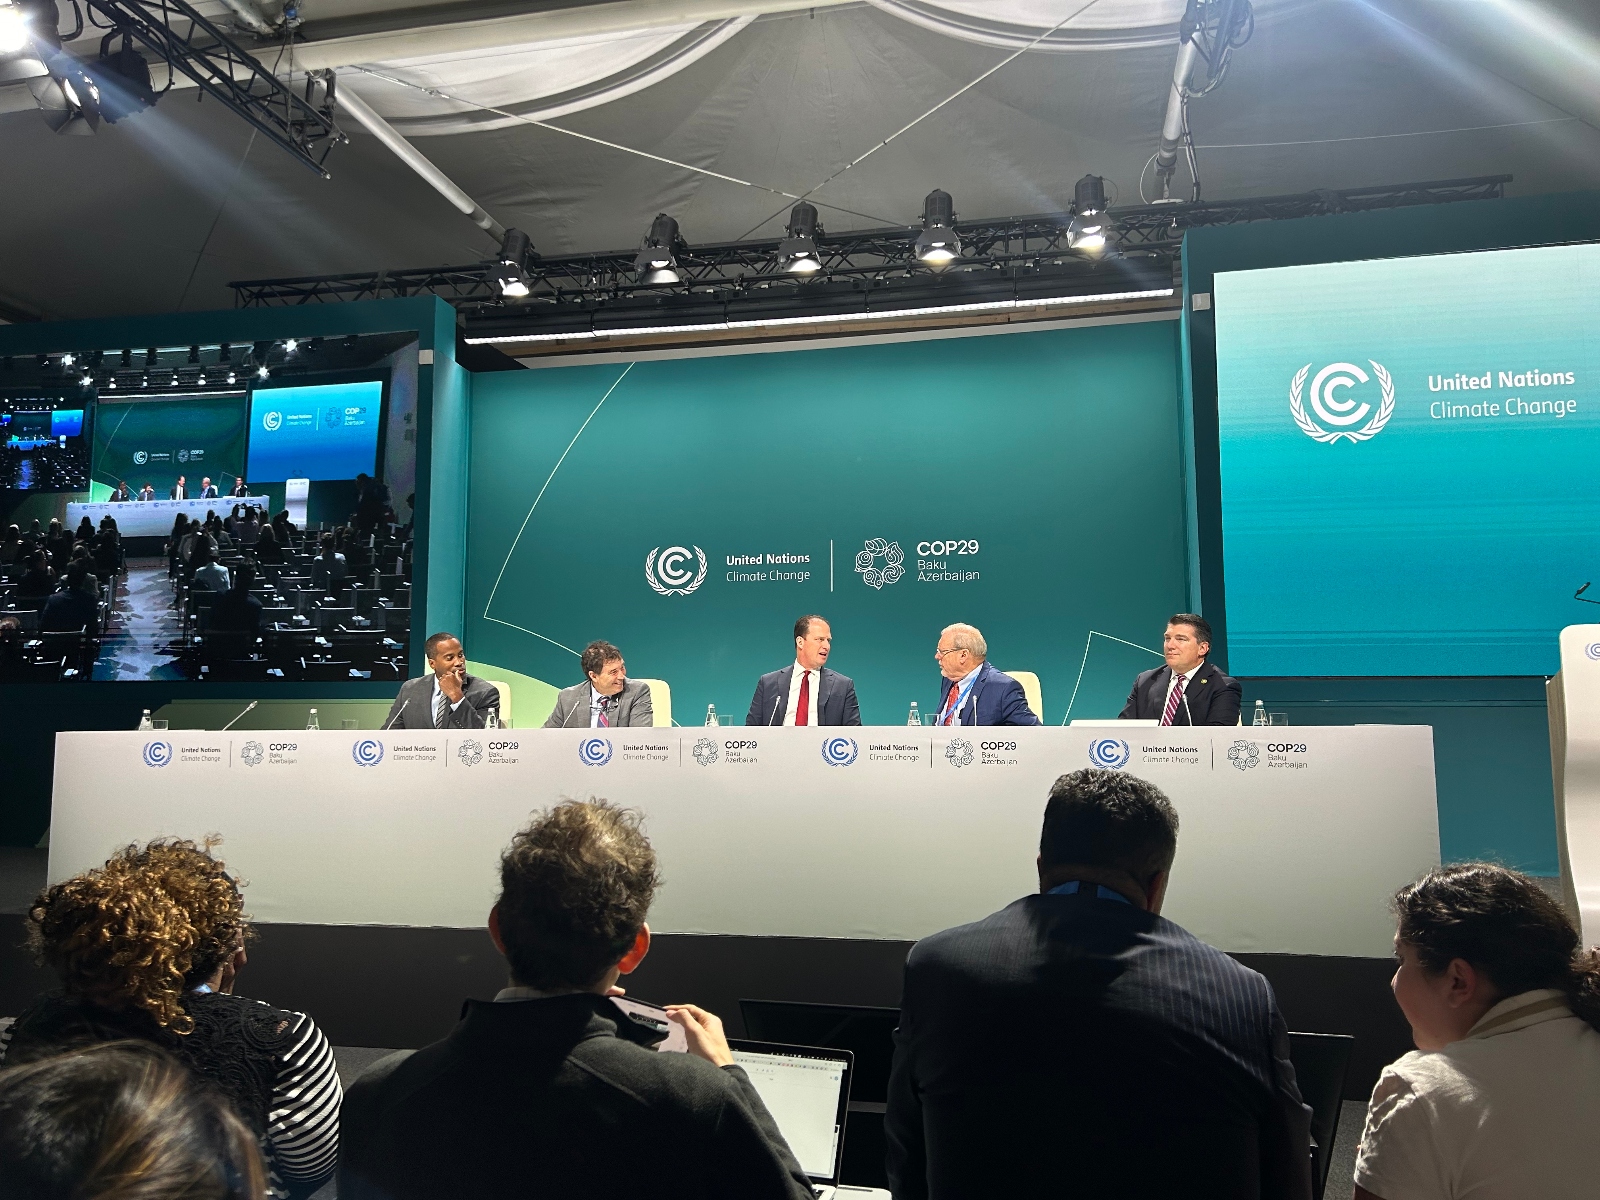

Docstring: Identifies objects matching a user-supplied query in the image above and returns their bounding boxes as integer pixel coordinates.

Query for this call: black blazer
[339,994,813,1200]
[1120,660,1242,725]
[383,672,501,729]
[886,891,1312,1200]
[745,665,861,726]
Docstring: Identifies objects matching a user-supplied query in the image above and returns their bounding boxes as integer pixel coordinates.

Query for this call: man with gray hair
[931,623,1040,726]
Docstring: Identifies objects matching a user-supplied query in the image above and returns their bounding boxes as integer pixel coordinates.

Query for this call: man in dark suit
[931,623,1040,726]
[383,632,501,729]
[339,800,813,1200]
[169,475,187,500]
[745,615,861,726]
[230,478,250,498]
[110,481,132,502]
[137,482,156,501]
[199,477,219,499]
[544,640,654,728]
[886,768,1312,1200]
[1120,613,1242,726]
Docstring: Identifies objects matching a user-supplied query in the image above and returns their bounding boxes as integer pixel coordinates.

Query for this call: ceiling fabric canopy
[0,0,1597,320]
[337,18,754,136]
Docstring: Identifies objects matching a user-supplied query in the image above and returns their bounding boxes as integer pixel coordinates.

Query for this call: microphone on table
[768,691,783,726]
[381,702,407,730]
[220,700,257,731]
[1182,688,1195,727]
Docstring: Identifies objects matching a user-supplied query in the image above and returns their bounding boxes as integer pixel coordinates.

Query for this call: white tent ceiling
[1,0,1597,321]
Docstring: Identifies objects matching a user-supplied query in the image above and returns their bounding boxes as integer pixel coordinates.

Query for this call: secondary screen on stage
[1214,242,1600,677]
[92,393,248,494]
[247,380,382,482]
[0,395,91,490]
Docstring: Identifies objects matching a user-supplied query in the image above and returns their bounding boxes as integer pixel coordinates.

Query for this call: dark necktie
[795,671,811,726]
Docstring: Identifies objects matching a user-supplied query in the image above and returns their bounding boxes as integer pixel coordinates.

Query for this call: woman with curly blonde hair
[0,839,341,1200]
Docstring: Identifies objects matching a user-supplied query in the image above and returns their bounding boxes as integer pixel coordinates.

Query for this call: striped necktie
[1161,673,1187,726]
[434,686,448,728]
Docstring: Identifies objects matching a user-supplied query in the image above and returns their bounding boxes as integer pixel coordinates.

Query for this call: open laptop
[728,1039,886,1199]
[739,1000,899,1106]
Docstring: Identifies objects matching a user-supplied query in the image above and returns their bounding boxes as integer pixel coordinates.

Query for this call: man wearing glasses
[932,623,1040,726]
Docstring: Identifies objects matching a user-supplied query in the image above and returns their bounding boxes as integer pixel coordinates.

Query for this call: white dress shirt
[590,686,612,728]
[782,662,821,726]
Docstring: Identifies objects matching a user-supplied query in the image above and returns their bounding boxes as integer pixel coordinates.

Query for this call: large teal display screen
[466,321,1189,724]
[1215,243,1600,677]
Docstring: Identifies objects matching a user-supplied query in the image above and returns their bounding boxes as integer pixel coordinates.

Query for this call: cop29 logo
[821,736,858,767]
[854,538,904,590]
[1227,740,1261,770]
[1088,737,1130,771]
[692,737,719,766]
[1289,361,1394,443]
[142,740,172,768]
[579,737,614,766]
[240,740,265,767]
[944,738,975,768]
[457,739,483,767]
[352,739,384,767]
[645,545,708,596]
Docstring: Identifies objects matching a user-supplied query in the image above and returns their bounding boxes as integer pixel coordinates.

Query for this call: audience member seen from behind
[192,543,231,592]
[253,522,286,564]
[340,800,813,1200]
[0,1040,267,1200]
[0,839,341,1199]
[209,563,265,639]
[311,532,347,590]
[886,768,1312,1200]
[40,564,99,636]
[16,550,54,603]
[1353,863,1600,1200]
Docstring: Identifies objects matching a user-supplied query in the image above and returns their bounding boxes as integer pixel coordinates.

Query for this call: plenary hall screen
[1215,242,1599,677]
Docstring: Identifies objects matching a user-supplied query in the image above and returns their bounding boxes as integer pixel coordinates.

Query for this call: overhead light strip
[464,288,1174,345]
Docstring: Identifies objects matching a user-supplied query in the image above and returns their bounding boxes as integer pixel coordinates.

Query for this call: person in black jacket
[1119,612,1242,725]
[339,800,812,1200]
[886,767,1312,1200]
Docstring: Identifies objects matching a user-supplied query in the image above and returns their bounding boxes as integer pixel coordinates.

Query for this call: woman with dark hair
[0,839,341,1199]
[73,515,94,542]
[253,521,285,564]
[15,550,54,602]
[1354,863,1600,1200]
[0,1041,267,1200]
[169,513,190,578]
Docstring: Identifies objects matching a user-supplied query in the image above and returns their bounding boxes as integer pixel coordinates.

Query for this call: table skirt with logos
[66,497,271,538]
[49,726,1439,957]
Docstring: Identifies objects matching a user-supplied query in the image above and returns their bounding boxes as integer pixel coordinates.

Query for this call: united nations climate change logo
[1585,643,1600,662]
[132,449,148,465]
[1088,737,1130,771]
[579,737,614,766]
[821,736,858,767]
[645,545,707,596]
[457,738,484,767]
[944,738,975,768]
[1228,740,1261,770]
[352,738,384,767]
[142,740,173,768]
[692,738,719,766]
[262,411,283,432]
[1289,360,1395,444]
[855,538,904,590]
[240,740,264,767]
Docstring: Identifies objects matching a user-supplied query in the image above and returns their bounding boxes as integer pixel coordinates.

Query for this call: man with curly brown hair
[339,800,813,1200]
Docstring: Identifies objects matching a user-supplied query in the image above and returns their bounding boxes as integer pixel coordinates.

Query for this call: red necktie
[942,684,960,725]
[795,671,811,726]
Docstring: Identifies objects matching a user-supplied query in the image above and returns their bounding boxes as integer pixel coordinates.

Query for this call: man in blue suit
[746,615,862,726]
[932,623,1039,726]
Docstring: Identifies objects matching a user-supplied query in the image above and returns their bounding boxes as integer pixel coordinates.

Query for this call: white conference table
[66,496,270,538]
[50,725,1439,958]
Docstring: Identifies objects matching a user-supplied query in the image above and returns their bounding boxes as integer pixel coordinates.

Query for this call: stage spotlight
[84,34,156,124]
[0,1,48,83]
[29,59,102,135]
[777,202,822,275]
[1067,175,1109,253]
[634,214,682,285]
[78,370,92,387]
[284,338,298,353]
[914,190,961,268]
[492,228,534,298]
[257,364,270,380]
[227,371,237,384]
[59,352,74,366]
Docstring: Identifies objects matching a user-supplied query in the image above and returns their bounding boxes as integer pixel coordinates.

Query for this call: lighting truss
[80,0,341,175]
[229,175,1511,312]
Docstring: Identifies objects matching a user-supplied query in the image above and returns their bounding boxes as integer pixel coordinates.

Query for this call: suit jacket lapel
[1151,667,1172,720]
[814,669,831,724]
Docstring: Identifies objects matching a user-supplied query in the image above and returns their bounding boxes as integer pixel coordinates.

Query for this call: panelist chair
[1002,670,1044,723]
[1287,1032,1355,1200]
[634,678,672,727]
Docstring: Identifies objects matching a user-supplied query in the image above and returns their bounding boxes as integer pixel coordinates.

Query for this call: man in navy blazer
[931,623,1040,726]
[745,615,862,726]
[886,768,1312,1199]
[1120,613,1242,726]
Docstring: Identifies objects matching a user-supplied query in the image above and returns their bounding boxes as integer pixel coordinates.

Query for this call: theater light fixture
[59,352,74,366]
[492,228,533,298]
[0,1,29,53]
[914,190,961,268]
[30,60,102,135]
[283,338,298,353]
[1067,175,1109,253]
[84,34,156,125]
[777,202,822,275]
[256,364,270,380]
[634,214,682,285]
[0,1,47,83]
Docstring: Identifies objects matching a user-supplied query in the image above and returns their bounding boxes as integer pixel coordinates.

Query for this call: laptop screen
[729,1041,852,1181]
[740,1000,900,1104]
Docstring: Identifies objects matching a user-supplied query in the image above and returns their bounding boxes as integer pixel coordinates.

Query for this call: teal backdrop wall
[1184,189,1600,875]
[464,317,1187,726]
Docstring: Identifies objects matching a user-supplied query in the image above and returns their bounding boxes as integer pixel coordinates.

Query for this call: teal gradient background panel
[466,320,1187,724]
[1215,243,1600,677]
[92,394,249,494]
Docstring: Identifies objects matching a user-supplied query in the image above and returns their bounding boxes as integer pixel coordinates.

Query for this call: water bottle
[486,709,500,730]
[306,707,320,731]
[704,703,718,727]
[137,709,153,731]
[907,702,921,726]
[1252,699,1267,726]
